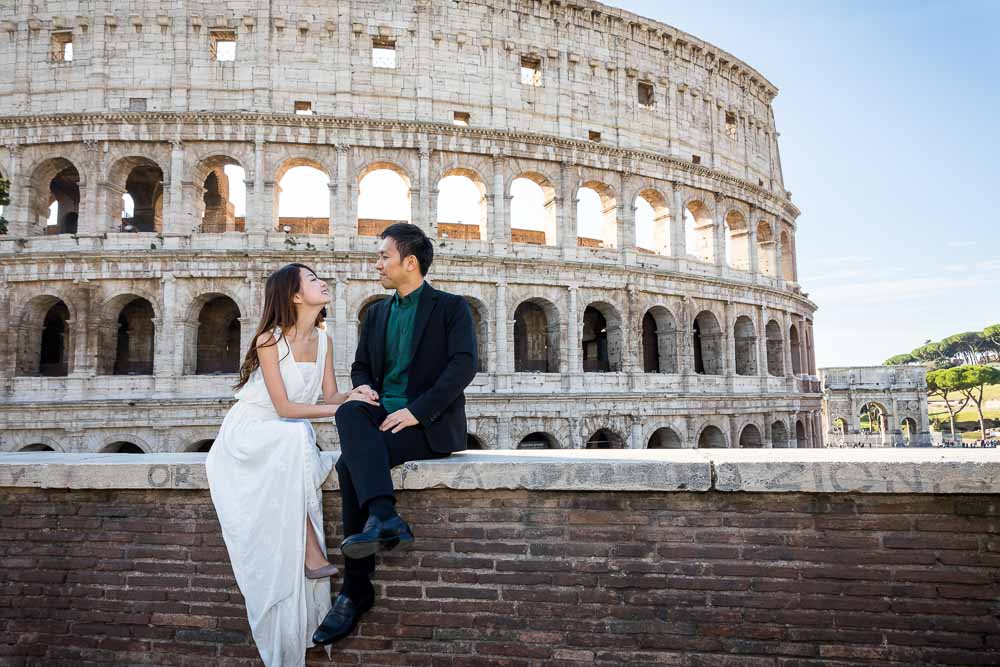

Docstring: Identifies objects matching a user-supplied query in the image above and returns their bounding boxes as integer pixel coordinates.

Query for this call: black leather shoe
[340,514,414,559]
[311,592,374,646]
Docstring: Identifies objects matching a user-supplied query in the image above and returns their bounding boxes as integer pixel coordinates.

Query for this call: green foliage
[883,353,915,366]
[888,326,1000,367]
[0,177,9,235]
[928,365,1000,441]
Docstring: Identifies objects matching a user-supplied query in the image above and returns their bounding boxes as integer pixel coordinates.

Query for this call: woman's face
[294,268,331,307]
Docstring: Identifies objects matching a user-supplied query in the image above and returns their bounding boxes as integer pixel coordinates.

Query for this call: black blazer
[351,282,477,454]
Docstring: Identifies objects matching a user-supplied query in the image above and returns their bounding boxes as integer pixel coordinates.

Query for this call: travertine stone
[4,450,999,494]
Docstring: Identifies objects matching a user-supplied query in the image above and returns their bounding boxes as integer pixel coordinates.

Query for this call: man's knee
[335,400,373,429]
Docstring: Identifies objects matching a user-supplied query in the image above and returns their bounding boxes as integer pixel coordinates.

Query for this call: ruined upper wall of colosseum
[0,0,785,192]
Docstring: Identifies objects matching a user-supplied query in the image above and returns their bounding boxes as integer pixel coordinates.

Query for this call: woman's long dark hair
[233,263,326,390]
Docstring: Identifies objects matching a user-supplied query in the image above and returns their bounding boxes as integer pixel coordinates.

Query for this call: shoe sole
[341,533,414,560]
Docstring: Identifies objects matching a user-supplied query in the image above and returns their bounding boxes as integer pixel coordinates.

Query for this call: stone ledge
[1,449,998,494]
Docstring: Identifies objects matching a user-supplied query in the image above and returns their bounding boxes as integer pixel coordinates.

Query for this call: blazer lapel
[410,282,438,358]
[372,297,391,381]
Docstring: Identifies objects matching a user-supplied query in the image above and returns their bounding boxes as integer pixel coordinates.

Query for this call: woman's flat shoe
[304,563,340,579]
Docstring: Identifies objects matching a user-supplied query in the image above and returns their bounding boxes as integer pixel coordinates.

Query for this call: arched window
[733,315,757,376]
[582,303,622,373]
[437,170,486,241]
[106,297,155,375]
[739,424,763,448]
[16,297,72,377]
[771,421,789,448]
[697,425,727,449]
[795,420,807,448]
[900,417,918,445]
[693,311,723,375]
[634,190,670,255]
[510,173,557,246]
[684,200,714,263]
[789,324,802,375]
[31,158,80,235]
[463,297,488,373]
[198,156,246,233]
[191,439,215,453]
[725,211,749,270]
[756,220,776,277]
[513,299,559,373]
[647,427,682,449]
[102,441,145,454]
[110,157,165,233]
[19,444,55,452]
[860,402,886,434]
[466,434,485,450]
[576,182,616,249]
[193,296,241,374]
[642,307,678,374]
[833,418,848,435]
[765,320,784,376]
[276,160,330,234]
[358,164,411,236]
[517,432,559,449]
[586,429,625,449]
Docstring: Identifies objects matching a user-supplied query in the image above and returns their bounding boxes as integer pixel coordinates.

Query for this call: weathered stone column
[558,161,576,253]
[333,144,352,251]
[163,140,186,235]
[491,153,507,250]
[414,146,431,233]
[724,301,735,387]
[671,186,687,259]
[567,285,581,376]
[748,225,760,277]
[496,417,512,450]
[757,305,770,381]
[333,279,349,380]
[155,273,177,377]
[495,281,509,374]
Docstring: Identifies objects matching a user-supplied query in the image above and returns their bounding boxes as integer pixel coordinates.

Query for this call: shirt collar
[393,281,425,308]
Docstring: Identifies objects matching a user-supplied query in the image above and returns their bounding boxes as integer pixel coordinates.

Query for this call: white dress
[206,328,334,666]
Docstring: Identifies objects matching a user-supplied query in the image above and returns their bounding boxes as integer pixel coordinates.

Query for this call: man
[312,223,477,646]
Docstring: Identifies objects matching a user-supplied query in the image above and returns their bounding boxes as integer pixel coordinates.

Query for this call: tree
[0,176,9,235]
[926,368,970,441]
[942,332,988,365]
[956,365,1000,440]
[983,324,1000,361]
[884,353,916,366]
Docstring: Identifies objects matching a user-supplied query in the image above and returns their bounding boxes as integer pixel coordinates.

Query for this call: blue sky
[608,0,999,367]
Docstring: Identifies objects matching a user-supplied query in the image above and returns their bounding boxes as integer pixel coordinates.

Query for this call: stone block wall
[2,450,1000,665]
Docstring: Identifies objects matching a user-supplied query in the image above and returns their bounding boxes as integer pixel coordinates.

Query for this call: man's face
[376,237,415,289]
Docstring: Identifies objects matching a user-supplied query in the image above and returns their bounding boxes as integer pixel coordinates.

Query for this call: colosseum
[0,0,820,455]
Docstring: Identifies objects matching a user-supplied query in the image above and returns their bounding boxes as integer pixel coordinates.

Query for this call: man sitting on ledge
[313,223,478,646]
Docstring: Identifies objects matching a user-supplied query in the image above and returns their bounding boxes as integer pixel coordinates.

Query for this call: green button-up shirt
[381,282,425,413]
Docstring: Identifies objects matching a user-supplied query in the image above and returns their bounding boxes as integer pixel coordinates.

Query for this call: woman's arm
[321,333,379,407]
[258,332,340,419]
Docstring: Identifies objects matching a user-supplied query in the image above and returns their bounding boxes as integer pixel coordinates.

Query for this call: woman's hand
[347,386,379,405]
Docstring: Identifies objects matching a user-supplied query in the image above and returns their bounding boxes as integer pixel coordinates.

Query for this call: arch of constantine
[0,0,820,454]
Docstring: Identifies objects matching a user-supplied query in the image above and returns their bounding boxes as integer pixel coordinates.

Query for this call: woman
[206,263,378,666]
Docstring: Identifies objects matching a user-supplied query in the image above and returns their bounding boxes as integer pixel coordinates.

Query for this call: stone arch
[576,180,617,249]
[642,305,678,373]
[780,230,795,282]
[693,310,723,375]
[184,293,242,374]
[724,209,750,271]
[585,428,627,449]
[465,433,486,450]
[357,161,412,236]
[462,295,489,373]
[755,219,776,277]
[187,439,215,453]
[28,156,81,234]
[194,154,245,233]
[860,401,889,434]
[274,157,330,234]
[100,440,146,454]
[833,417,848,435]
[107,155,165,233]
[684,198,715,263]
[697,424,728,449]
[647,427,683,449]
[436,167,487,241]
[765,319,784,376]
[19,443,56,452]
[733,315,757,376]
[900,417,918,445]
[633,187,671,255]
[789,324,802,375]
[771,420,789,448]
[509,170,557,246]
[513,297,560,373]
[739,423,764,448]
[517,432,560,450]
[582,301,623,373]
[795,420,807,448]
[97,294,158,376]
[16,295,73,377]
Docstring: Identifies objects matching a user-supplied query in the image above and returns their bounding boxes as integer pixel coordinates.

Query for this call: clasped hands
[349,385,420,434]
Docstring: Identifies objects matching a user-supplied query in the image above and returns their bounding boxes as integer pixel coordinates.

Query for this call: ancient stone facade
[0,0,820,454]
[820,366,931,447]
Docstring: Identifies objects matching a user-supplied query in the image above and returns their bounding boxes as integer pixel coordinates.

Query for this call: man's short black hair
[381,223,434,276]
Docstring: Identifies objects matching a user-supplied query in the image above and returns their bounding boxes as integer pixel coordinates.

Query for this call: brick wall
[3,486,999,665]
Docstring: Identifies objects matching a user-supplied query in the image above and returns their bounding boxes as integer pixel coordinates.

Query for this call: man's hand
[380,408,419,434]
[349,385,379,404]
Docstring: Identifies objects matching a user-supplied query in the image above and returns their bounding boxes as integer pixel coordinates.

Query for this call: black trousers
[333,400,447,577]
